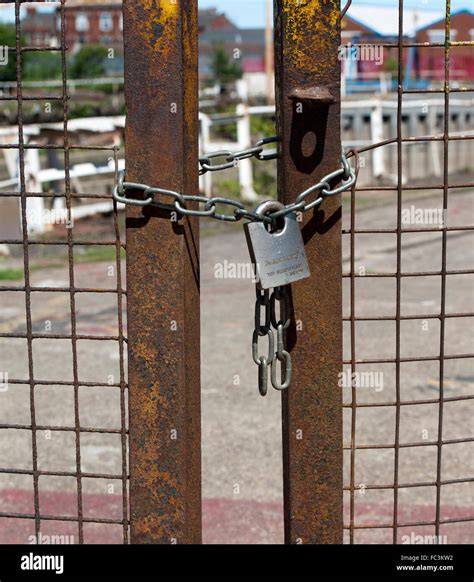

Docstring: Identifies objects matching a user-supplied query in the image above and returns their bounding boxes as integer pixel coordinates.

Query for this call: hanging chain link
[253,286,292,396]
[253,289,273,397]
[114,141,356,224]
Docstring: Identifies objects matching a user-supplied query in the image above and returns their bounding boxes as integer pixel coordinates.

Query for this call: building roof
[22,10,56,32]
[199,8,220,31]
[200,27,265,47]
[345,5,443,37]
[198,8,237,32]
[342,15,382,38]
[416,9,474,33]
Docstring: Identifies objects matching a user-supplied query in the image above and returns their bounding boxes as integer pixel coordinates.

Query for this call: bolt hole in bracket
[287,85,338,173]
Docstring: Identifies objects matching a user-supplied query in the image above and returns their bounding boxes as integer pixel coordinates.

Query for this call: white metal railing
[0,96,472,235]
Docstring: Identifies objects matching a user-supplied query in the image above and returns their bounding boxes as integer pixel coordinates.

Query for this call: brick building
[341,7,474,84]
[22,6,58,48]
[416,10,474,81]
[20,4,473,84]
[340,14,384,79]
[22,1,123,51]
[21,4,267,77]
[61,0,123,52]
[198,8,266,80]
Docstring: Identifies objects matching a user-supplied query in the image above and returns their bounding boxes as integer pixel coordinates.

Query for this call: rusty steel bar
[274,0,343,543]
[123,1,202,543]
[435,0,452,540]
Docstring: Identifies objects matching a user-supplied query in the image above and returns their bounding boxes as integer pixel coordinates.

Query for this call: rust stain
[282,0,339,76]
[131,0,180,61]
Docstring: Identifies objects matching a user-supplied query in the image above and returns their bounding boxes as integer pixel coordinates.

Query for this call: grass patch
[0,268,24,281]
[73,247,125,264]
[0,248,125,281]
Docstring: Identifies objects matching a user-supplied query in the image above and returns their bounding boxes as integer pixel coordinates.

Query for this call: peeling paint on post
[274,0,343,543]
[123,0,202,543]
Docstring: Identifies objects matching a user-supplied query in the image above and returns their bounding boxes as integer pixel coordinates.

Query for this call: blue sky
[200,0,474,28]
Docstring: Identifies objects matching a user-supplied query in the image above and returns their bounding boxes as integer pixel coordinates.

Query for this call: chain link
[253,285,292,396]
[114,143,356,224]
[198,136,278,175]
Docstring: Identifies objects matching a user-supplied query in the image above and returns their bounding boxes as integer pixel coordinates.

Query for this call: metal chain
[115,140,357,396]
[253,285,292,396]
[199,136,278,175]
[114,145,356,224]
[253,288,274,397]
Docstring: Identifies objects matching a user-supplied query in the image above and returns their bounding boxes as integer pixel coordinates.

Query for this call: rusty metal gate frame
[0,0,472,546]
[123,0,202,544]
[121,0,345,544]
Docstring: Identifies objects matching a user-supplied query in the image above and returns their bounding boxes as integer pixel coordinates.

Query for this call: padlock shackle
[254,200,285,218]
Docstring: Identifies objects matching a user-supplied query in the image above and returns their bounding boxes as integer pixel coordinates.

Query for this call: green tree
[70,45,108,79]
[210,43,242,86]
[0,24,22,82]
[24,52,62,82]
[383,55,398,76]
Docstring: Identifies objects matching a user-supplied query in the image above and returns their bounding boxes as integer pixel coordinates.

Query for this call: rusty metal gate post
[274,1,343,543]
[123,1,202,543]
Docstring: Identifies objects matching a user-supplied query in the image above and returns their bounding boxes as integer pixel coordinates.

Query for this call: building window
[75,13,89,33]
[428,29,457,43]
[99,12,113,32]
[341,30,360,41]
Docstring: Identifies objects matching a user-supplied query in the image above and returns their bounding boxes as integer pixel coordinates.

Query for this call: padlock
[244,201,310,290]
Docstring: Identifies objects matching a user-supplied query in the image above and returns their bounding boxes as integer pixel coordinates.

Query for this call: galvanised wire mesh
[0,0,128,544]
[342,0,474,544]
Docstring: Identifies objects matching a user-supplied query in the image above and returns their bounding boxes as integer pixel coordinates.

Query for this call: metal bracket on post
[288,86,336,106]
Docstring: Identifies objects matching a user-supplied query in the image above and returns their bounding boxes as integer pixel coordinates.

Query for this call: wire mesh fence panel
[0,1,129,545]
[341,0,474,544]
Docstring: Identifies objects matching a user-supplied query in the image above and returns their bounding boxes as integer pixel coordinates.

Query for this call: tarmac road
[0,188,472,544]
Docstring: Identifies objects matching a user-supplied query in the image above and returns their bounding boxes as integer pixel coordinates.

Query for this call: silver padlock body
[244,212,310,290]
